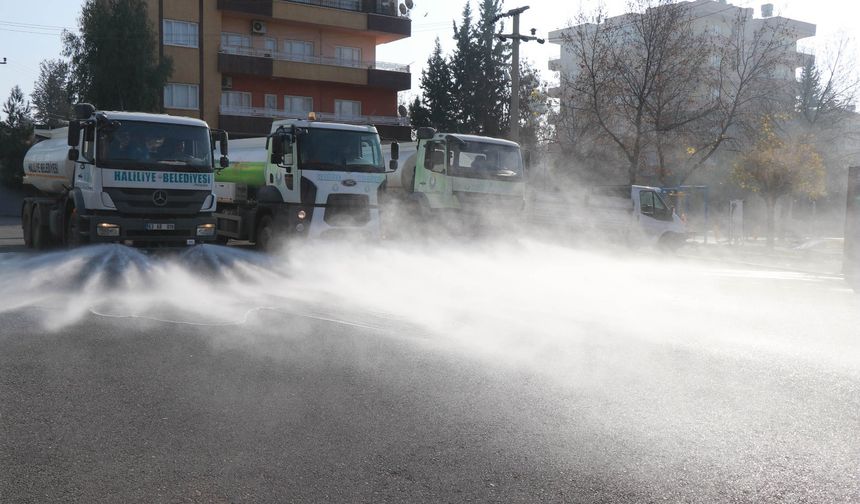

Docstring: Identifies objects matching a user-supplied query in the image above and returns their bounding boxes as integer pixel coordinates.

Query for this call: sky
[0,0,858,115]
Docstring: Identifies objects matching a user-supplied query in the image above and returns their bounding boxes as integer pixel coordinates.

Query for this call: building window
[261,37,277,57]
[283,40,314,63]
[164,83,199,110]
[221,32,251,51]
[221,91,252,110]
[335,99,361,118]
[164,20,198,48]
[265,94,278,111]
[710,54,722,68]
[335,46,362,67]
[285,96,313,115]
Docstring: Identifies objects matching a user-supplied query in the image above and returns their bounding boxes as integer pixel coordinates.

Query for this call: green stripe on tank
[215,162,267,187]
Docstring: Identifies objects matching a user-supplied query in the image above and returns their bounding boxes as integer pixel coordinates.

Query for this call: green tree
[733,115,825,249]
[31,59,73,128]
[0,86,34,188]
[419,38,456,131]
[449,2,480,133]
[408,96,431,129]
[473,0,510,137]
[63,0,171,112]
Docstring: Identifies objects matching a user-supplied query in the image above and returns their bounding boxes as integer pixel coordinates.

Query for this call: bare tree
[561,1,710,185]
[556,1,812,186]
[675,8,803,183]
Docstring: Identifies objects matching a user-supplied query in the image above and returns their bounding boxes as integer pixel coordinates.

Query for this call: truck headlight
[297,209,307,220]
[197,223,216,237]
[96,223,120,237]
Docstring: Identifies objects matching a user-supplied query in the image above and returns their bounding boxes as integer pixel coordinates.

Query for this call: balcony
[219,45,411,90]
[219,105,412,139]
[217,0,410,42]
[221,105,409,126]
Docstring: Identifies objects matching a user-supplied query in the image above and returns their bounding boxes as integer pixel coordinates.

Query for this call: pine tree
[797,60,823,124]
[473,0,510,137]
[450,2,480,133]
[420,38,455,131]
[408,96,431,129]
[31,59,73,128]
[63,0,172,111]
[0,86,34,188]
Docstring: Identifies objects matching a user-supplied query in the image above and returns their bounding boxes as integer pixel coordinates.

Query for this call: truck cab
[385,127,526,228]
[22,104,225,249]
[214,119,396,247]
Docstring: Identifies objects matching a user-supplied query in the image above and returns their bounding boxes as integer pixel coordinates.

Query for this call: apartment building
[548,0,815,101]
[145,0,412,140]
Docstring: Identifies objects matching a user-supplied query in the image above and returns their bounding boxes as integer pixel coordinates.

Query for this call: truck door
[633,187,674,243]
[413,139,452,209]
[266,139,300,204]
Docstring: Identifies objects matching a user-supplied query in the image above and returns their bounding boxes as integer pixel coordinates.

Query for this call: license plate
[145,223,175,231]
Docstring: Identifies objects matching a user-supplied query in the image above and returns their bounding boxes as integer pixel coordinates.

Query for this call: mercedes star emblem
[152,190,168,207]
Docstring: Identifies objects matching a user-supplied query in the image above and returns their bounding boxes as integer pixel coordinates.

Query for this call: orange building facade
[145,0,412,139]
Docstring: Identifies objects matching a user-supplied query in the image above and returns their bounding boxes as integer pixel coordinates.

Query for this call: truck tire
[255,214,274,251]
[31,206,51,251]
[22,203,33,248]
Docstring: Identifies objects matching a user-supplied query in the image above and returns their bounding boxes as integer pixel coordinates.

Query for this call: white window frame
[265,94,278,111]
[221,32,252,51]
[284,95,313,115]
[283,40,314,63]
[221,91,252,110]
[335,99,361,118]
[261,36,277,57]
[164,19,199,48]
[335,46,362,67]
[164,83,199,110]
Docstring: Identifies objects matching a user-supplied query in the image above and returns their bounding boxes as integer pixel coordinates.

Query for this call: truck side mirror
[220,156,229,168]
[416,127,436,140]
[219,130,229,156]
[391,141,399,161]
[523,150,532,170]
[388,160,398,172]
[67,120,81,147]
[68,148,79,161]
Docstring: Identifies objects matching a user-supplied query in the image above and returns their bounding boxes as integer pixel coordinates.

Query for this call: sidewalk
[681,237,844,276]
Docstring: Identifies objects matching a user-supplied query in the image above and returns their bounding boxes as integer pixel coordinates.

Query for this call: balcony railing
[220,105,410,126]
[283,0,403,17]
[220,45,409,74]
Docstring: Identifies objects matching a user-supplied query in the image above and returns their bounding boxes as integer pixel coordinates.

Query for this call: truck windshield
[97,120,212,172]
[449,141,523,181]
[298,129,384,173]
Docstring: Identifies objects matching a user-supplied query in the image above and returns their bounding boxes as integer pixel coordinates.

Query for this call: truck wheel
[65,208,82,248]
[31,207,51,251]
[22,204,33,248]
[256,215,274,251]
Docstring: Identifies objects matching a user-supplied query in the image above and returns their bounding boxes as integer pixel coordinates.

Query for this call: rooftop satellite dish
[405,0,414,8]
[398,105,408,117]
[399,3,407,15]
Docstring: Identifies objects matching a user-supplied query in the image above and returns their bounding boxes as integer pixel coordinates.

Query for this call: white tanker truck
[21,104,228,249]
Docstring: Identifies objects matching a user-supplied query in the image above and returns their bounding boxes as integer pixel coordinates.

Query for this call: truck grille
[324,194,370,226]
[105,188,210,216]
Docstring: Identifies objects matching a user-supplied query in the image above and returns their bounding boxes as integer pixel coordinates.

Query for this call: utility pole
[494,6,544,143]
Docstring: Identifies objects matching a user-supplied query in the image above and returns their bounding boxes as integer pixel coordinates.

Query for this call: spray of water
[1,238,858,500]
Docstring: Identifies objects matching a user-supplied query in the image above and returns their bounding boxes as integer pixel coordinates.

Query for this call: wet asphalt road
[1,229,859,503]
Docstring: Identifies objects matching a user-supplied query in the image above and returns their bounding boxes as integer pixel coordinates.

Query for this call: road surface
[0,236,858,503]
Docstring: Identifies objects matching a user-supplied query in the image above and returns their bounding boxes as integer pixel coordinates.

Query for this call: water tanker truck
[21,104,228,249]
[213,118,397,248]
[382,127,526,230]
